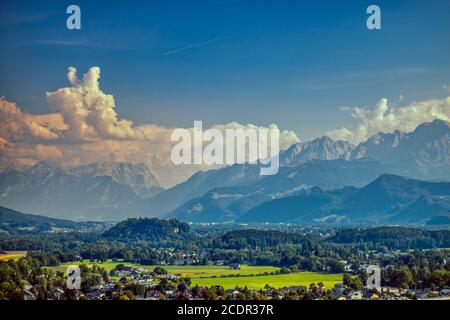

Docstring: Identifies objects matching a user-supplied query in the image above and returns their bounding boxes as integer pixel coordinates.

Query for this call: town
[1,219,449,301]
[15,261,450,301]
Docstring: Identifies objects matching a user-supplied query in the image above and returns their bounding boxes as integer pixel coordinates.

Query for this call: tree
[343,274,352,286]
[177,282,188,293]
[153,267,168,275]
[122,290,134,300]
[351,278,364,290]
[390,267,413,289]
[204,287,217,300]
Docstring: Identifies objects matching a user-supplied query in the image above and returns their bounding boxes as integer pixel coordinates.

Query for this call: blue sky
[0,0,449,140]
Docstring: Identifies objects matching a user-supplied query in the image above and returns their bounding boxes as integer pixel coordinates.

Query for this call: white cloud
[1,66,300,187]
[327,96,450,144]
[211,122,299,151]
[46,66,139,141]
[0,97,63,143]
[0,137,7,149]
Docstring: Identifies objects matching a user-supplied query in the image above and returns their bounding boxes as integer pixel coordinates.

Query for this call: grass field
[49,259,342,290]
[0,251,27,261]
[191,272,343,290]
[51,260,278,276]
[50,259,135,273]
[146,265,280,278]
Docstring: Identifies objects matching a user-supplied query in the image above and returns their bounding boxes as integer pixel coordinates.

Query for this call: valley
[0,120,449,301]
[0,215,449,300]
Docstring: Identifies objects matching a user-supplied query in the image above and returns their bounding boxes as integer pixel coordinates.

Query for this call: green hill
[102,217,190,241]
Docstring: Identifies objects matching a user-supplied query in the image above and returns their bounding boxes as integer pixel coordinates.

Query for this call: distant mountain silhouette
[0,161,162,220]
[238,174,450,225]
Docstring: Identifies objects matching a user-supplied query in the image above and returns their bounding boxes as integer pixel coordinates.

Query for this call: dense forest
[212,229,312,249]
[329,227,450,250]
[102,218,191,241]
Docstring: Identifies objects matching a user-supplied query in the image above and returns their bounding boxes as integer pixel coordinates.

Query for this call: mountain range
[0,119,449,223]
[167,159,385,222]
[238,174,450,225]
[165,120,450,223]
[0,161,162,220]
[145,119,450,218]
[281,119,450,179]
[350,119,450,178]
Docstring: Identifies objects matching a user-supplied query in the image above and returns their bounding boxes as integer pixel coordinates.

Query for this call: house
[282,286,304,293]
[339,260,352,272]
[23,289,36,300]
[382,287,400,297]
[86,291,104,300]
[333,284,347,293]
[113,265,134,277]
[53,286,65,300]
[229,263,241,270]
[439,288,450,296]
[349,291,363,300]
[266,289,281,298]
[331,284,348,299]
[116,271,130,277]
[165,290,175,297]
[146,289,160,299]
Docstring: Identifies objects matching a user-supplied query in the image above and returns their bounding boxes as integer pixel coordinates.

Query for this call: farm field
[48,259,342,290]
[191,272,343,290]
[49,259,134,273]
[51,260,278,276]
[0,251,27,261]
[146,264,280,278]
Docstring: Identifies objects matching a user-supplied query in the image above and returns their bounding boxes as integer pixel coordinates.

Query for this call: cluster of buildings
[20,262,450,300]
[330,284,450,300]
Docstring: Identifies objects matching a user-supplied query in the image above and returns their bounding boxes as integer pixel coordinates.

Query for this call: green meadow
[146,264,280,278]
[49,259,134,273]
[191,272,342,290]
[0,251,27,261]
[50,260,278,276]
[49,259,342,290]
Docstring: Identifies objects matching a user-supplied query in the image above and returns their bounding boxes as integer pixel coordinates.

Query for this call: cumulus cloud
[1,66,300,187]
[0,137,7,149]
[0,97,63,143]
[327,96,450,144]
[46,66,138,141]
[211,122,299,151]
[8,66,450,186]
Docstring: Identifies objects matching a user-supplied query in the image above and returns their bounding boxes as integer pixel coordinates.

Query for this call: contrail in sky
[162,37,224,56]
